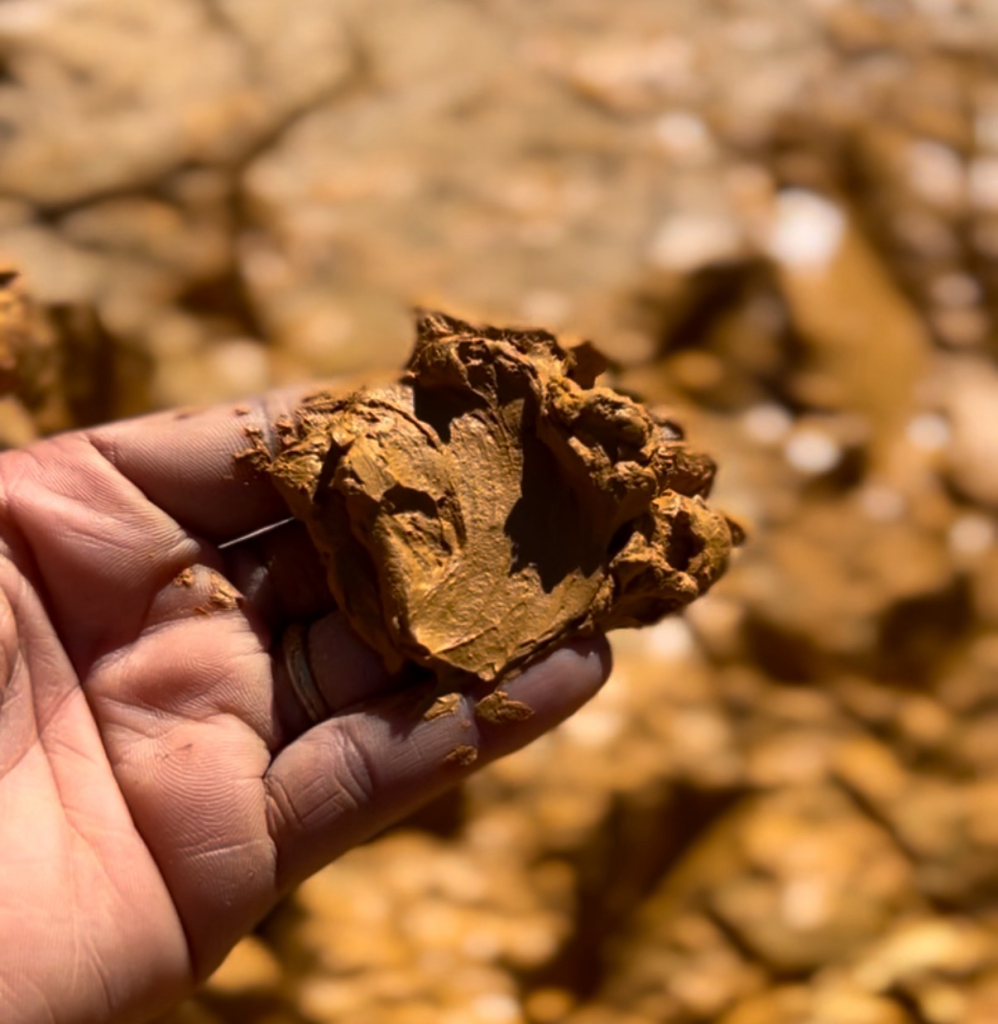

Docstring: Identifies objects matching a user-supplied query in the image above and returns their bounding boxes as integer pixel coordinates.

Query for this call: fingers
[2,390,338,670]
[263,636,612,889]
[222,518,335,630]
[84,388,313,545]
[272,611,395,738]
[0,435,208,673]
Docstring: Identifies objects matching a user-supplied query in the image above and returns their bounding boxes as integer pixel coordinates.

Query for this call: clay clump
[266,311,740,687]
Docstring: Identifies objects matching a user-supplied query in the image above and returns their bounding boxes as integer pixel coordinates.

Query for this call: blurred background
[3,0,998,1021]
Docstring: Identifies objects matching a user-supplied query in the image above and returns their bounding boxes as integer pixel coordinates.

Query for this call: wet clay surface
[265,310,736,686]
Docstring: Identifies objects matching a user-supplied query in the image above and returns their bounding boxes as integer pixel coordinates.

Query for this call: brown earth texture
[3,1,998,1022]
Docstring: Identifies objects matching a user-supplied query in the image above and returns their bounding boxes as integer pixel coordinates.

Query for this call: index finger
[85,389,311,544]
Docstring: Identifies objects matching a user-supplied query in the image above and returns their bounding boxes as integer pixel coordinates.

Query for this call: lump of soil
[266,310,740,686]
[0,267,47,397]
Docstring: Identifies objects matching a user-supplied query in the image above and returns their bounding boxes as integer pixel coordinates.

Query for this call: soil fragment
[174,567,196,588]
[424,693,463,721]
[205,571,240,611]
[264,310,738,687]
[443,744,479,767]
[234,423,272,471]
[475,690,535,723]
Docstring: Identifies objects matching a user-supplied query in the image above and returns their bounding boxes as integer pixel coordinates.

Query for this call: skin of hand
[0,392,611,1024]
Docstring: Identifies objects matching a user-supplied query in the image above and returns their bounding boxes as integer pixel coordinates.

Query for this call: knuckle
[329,720,378,814]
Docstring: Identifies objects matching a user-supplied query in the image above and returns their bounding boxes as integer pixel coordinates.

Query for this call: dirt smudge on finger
[443,744,478,767]
[475,690,535,724]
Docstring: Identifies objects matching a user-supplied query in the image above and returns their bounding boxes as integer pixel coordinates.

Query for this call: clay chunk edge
[266,310,740,686]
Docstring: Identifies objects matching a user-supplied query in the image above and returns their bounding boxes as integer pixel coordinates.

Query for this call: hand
[0,394,611,1024]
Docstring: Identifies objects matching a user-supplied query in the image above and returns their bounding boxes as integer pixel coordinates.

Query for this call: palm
[0,396,609,1024]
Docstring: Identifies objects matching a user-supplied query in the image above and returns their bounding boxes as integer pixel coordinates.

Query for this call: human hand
[0,394,610,1024]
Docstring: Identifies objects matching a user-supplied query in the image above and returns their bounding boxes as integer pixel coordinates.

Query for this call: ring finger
[273,611,398,738]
